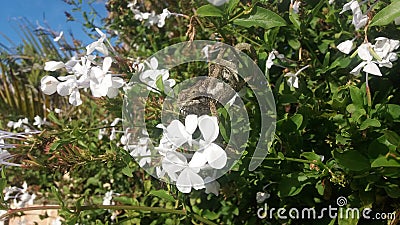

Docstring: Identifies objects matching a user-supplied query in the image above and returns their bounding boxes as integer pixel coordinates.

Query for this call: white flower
[373,37,400,64]
[86,28,108,56]
[109,118,121,141]
[164,114,198,148]
[352,9,368,30]
[340,0,368,30]
[162,151,205,193]
[350,43,382,76]
[337,39,355,54]
[291,0,301,14]
[129,137,151,167]
[156,114,227,193]
[53,31,63,42]
[33,115,46,128]
[157,9,171,28]
[90,57,113,97]
[182,115,227,170]
[204,177,220,196]
[57,75,82,106]
[266,51,276,69]
[130,7,172,28]
[340,0,358,14]
[44,61,65,71]
[284,65,309,89]
[207,0,229,6]
[139,57,175,93]
[256,191,270,203]
[7,118,29,130]
[12,182,36,208]
[98,128,107,140]
[103,190,114,205]
[40,76,60,95]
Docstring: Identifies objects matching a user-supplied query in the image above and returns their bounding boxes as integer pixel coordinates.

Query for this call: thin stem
[1,205,183,220]
[365,73,372,113]
[0,204,217,224]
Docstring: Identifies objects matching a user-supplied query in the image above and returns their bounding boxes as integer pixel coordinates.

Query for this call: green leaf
[323,52,331,68]
[368,139,389,158]
[47,112,62,126]
[149,190,176,202]
[196,4,224,17]
[290,114,303,130]
[155,75,164,93]
[122,166,134,177]
[226,0,239,15]
[383,130,400,147]
[386,104,400,120]
[288,39,301,50]
[289,10,301,30]
[278,173,311,197]
[233,6,287,30]
[349,86,363,107]
[359,118,381,130]
[333,150,370,171]
[301,152,322,161]
[202,209,220,220]
[370,1,400,27]
[383,184,400,198]
[371,156,400,168]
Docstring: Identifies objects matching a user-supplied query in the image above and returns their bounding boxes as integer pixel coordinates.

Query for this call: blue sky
[0,0,107,50]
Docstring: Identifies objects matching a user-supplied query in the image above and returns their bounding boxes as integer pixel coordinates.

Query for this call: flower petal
[44,61,65,71]
[198,115,219,143]
[350,61,367,75]
[176,168,205,193]
[204,143,227,169]
[204,177,220,196]
[363,62,382,76]
[337,40,354,54]
[166,120,190,147]
[188,150,207,169]
[185,115,198,134]
[358,43,373,61]
[40,76,59,95]
[103,57,112,72]
[149,57,158,70]
[69,89,82,106]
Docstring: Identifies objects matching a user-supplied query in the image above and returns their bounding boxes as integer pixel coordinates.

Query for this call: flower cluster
[336,1,400,83]
[3,182,36,208]
[127,1,171,28]
[351,38,399,77]
[153,115,225,194]
[340,0,368,30]
[265,50,309,89]
[40,28,125,106]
